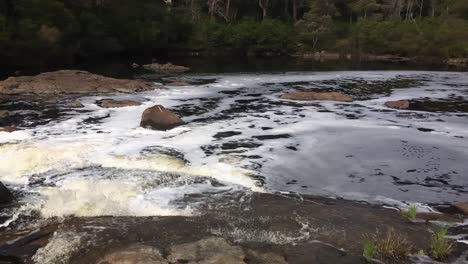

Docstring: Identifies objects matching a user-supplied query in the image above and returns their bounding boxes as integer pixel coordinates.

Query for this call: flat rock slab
[385,100,411,109]
[98,245,167,264]
[97,99,142,108]
[452,202,468,216]
[280,92,353,102]
[166,81,192,86]
[0,70,161,96]
[143,63,190,73]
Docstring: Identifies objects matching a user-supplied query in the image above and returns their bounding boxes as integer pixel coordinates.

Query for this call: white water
[1,71,468,225]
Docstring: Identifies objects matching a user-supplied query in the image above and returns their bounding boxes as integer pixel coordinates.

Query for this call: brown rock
[64,101,84,108]
[415,212,464,223]
[280,91,353,102]
[384,100,411,109]
[166,81,192,86]
[142,63,190,73]
[0,110,11,119]
[167,237,246,264]
[98,245,168,264]
[98,99,142,108]
[140,105,184,131]
[246,250,288,264]
[451,202,468,216]
[0,70,161,96]
[0,126,17,133]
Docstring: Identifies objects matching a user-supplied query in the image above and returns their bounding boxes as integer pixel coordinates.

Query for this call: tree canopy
[1,0,467,67]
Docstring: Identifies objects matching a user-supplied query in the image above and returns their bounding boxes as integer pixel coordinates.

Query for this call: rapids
[1,71,467,226]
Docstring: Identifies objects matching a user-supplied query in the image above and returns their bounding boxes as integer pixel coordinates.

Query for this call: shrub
[430,227,453,260]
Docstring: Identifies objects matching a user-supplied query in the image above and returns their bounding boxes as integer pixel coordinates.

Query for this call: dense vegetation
[1,0,468,66]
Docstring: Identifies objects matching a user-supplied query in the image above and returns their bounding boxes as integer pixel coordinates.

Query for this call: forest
[1,0,468,67]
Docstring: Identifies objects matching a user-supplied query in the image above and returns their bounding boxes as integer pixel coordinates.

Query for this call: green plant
[364,228,413,261]
[363,240,377,260]
[404,205,418,220]
[430,227,453,260]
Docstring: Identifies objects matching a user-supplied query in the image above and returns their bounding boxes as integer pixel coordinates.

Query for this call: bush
[431,227,454,260]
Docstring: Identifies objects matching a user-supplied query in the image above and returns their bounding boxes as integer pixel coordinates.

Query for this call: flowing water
[0,70,468,262]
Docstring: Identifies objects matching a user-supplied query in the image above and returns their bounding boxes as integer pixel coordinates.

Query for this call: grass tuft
[430,227,453,260]
[402,205,417,220]
[363,240,377,260]
[364,228,413,261]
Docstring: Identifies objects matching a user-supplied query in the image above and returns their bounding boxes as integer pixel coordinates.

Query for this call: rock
[63,101,84,108]
[0,182,14,205]
[246,250,288,264]
[0,70,161,96]
[140,105,184,131]
[451,202,468,216]
[132,63,140,68]
[0,126,17,133]
[280,91,353,102]
[142,63,190,73]
[415,212,464,223]
[97,99,142,108]
[0,110,13,126]
[167,237,246,264]
[446,58,468,67]
[384,100,411,109]
[166,81,192,86]
[98,245,168,264]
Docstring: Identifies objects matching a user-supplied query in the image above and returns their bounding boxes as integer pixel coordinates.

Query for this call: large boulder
[97,99,142,108]
[0,181,14,205]
[0,70,161,96]
[280,91,353,102]
[384,100,411,109]
[167,237,245,264]
[140,105,184,131]
[98,245,167,264]
[142,63,190,73]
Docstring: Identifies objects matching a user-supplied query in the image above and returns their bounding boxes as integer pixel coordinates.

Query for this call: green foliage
[404,205,418,220]
[364,228,414,261]
[363,240,377,260]
[430,227,453,260]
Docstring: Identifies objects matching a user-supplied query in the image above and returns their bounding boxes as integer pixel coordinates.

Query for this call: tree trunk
[292,0,298,22]
[259,0,269,19]
[225,0,231,22]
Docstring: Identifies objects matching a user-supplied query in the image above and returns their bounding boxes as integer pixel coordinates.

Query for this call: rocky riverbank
[0,193,466,264]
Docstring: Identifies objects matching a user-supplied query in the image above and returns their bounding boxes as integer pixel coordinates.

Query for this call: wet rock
[415,212,464,223]
[0,127,17,133]
[142,63,190,73]
[98,245,168,264]
[280,91,353,102]
[64,101,84,108]
[140,105,184,131]
[167,237,245,264]
[446,58,468,67]
[0,110,12,126]
[166,81,192,86]
[0,182,14,205]
[97,99,142,108]
[0,70,161,96]
[384,100,410,109]
[246,250,288,264]
[132,63,140,68]
[451,202,468,216]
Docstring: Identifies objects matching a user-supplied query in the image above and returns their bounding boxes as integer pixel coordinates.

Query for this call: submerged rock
[384,100,411,109]
[97,99,142,108]
[98,245,167,264]
[0,181,14,205]
[0,70,161,96]
[166,81,192,86]
[415,212,464,223]
[167,237,245,264]
[280,91,353,102]
[140,105,184,131]
[142,63,190,73]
